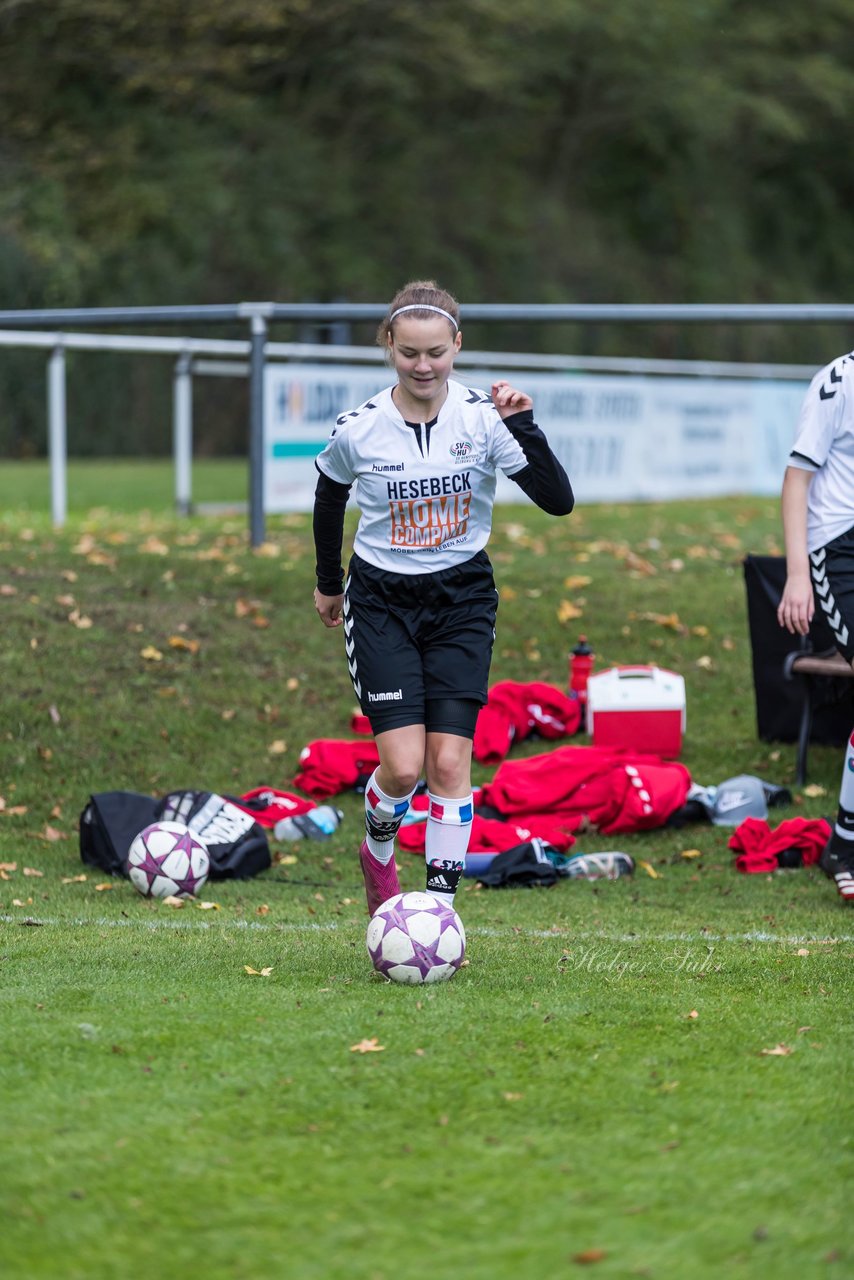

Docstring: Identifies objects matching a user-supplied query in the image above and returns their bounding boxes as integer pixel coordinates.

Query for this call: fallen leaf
[195,901,220,910]
[802,783,827,798]
[795,948,810,957]
[268,739,287,756]
[350,1037,385,1053]
[139,536,169,555]
[168,635,201,654]
[572,1249,608,1264]
[760,1043,792,1057]
[62,874,88,884]
[42,826,66,842]
[256,904,270,916]
[638,860,661,879]
[680,848,703,860]
[502,1092,524,1101]
[162,895,186,908]
[244,965,273,976]
[12,898,33,907]
[94,882,115,891]
[286,677,300,691]
[623,551,657,576]
[696,655,714,670]
[67,609,93,629]
[23,867,44,877]
[686,1010,699,1020]
[0,861,17,871]
[557,599,584,623]
[140,646,163,662]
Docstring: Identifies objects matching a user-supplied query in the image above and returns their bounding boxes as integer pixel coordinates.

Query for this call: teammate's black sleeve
[313,467,352,595]
[503,410,574,515]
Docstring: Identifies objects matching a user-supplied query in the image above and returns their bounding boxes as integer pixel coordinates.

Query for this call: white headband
[389,303,459,331]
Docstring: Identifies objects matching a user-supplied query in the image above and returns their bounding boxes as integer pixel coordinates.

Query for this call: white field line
[1,913,851,945]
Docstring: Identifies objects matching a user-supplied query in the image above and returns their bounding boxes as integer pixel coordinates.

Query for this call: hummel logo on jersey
[372,462,404,472]
[367,688,403,703]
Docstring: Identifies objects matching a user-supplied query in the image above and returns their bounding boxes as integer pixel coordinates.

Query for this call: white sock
[834,730,854,844]
[364,770,416,864]
[424,792,473,905]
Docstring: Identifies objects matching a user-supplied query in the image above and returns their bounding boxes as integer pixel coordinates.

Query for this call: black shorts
[810,524,854,662]
[343,551,499,734]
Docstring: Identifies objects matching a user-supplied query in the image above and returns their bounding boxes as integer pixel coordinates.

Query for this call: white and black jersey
[787,351,854,553]
[313,378,574,730]
[313,379,573,591]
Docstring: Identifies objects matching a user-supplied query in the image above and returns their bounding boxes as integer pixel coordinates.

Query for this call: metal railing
[1,301,850,543]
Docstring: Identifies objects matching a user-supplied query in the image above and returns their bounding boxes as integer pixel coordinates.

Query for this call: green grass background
[0,461,851,1279]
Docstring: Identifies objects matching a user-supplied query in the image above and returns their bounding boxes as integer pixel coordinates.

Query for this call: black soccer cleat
[819,835,854,903]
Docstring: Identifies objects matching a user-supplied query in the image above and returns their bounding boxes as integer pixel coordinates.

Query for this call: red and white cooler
[585,665,686,757]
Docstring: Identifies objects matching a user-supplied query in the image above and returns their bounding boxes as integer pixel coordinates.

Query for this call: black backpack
[79,789,271,879]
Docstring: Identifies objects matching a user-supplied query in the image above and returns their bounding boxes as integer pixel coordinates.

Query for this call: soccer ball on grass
[126,821,210,898]
[366,891,466,984]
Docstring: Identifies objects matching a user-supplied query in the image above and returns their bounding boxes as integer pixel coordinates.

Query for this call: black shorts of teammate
[343,550,499,736]
[810,524,854,663]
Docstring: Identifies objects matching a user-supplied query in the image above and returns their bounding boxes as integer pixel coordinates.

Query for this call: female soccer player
[312,280,574,915]
[778,347,854,902]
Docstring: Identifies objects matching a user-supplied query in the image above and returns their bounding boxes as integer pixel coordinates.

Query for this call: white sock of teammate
[832,731,854,850]
[363,770,416,865]
[424,792,473,906]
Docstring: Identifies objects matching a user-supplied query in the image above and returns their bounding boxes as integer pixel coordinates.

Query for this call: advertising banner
[263,364,807,512]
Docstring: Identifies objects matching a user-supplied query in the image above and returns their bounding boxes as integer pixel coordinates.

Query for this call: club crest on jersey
[450,440,473,461]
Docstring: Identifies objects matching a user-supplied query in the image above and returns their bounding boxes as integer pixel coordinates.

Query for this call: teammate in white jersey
[777,350,854,902]
[312,280,574,915]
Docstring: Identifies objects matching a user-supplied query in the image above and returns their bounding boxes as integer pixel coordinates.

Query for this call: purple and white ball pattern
[366,892,466,985]
[126,821,210,899]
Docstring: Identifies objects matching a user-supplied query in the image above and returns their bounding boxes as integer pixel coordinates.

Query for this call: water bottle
[274,806,343,841]
[569,635,594,704]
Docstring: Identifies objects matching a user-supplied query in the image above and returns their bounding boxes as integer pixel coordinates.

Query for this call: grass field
[1,461,851,1279]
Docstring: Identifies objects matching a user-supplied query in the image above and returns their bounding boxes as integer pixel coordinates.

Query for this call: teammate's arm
[777,464,814,635]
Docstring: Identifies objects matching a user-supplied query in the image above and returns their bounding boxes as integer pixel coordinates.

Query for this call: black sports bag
[79,789,270,879]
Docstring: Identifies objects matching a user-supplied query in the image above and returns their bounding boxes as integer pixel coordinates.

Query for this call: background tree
[1,0,852,454]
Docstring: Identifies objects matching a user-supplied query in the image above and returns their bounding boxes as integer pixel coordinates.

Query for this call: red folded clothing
[728,816,831,873]
[479,745,691,834]
[293,739,381,798]
[233,787,316,827]
[473,680,581,764]
[397,813,577,856]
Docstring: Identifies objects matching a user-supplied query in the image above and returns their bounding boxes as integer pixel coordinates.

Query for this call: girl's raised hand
[491,380,533,419]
